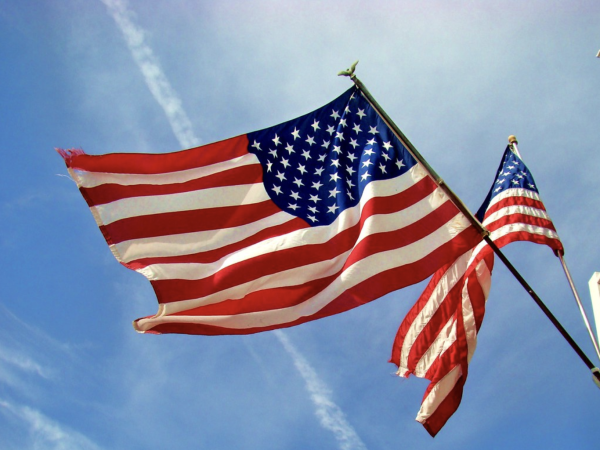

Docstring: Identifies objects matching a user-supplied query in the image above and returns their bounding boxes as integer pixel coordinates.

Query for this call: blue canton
[247,87,417,226]
[476,146,539,221]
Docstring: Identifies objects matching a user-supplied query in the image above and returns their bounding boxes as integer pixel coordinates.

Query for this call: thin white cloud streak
[100,0,200,149]
[274,331,368,450]
[0,399,104,450]
[99,4,367,448]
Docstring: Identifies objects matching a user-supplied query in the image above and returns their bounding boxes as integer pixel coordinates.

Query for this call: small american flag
[391,145,563,436]
[59,87,481,335]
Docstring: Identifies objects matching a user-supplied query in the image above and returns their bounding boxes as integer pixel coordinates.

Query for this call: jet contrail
[100,0,200,149]
[274,331,368,450]
[101,2,367,448]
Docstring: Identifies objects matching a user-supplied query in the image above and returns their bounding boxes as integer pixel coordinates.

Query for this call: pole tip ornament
[508,135,518,145]
[338,61,359,79]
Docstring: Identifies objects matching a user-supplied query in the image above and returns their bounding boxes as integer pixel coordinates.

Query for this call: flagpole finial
[508,135,518,145]
[338,60,359,79]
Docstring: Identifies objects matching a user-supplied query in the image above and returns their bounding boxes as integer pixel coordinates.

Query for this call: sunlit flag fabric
[390,145,564,436]
[58,86,482,335]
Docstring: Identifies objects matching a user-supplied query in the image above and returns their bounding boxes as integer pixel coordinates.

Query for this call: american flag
[59,87,481,335]
[390,145,563,436]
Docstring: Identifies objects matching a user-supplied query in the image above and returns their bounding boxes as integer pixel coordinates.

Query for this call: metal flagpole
[338,62,600,386]
[508,136,600,363]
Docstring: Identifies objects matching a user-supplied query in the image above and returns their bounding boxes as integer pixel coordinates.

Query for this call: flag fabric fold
[59,87,482,335]
[390,145,563,436]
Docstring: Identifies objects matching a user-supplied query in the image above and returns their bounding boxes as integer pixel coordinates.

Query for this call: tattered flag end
[56,148,86,164]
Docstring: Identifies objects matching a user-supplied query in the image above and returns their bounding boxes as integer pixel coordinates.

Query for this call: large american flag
[390,145,563,436]
[59,87,481,335]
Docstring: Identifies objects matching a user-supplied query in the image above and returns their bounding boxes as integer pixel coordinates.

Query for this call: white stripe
[484,204,551,226]
[135,211,471,330]
[416,365,462,424]
[116,211,296,264]
[397,250,472,373]
[94,183,270,225]
[71,153,257,188]
[486,187,541,209]
[116,163,432,263]
[141,183,459,281]
[413,317,457,378]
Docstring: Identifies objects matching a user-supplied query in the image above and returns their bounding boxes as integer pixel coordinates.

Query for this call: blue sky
[1,1,599,449]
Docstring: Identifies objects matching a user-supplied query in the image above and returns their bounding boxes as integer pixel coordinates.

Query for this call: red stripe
[151,194,462,305]
[125,218,309,269]
[494,230,563,253]
[485,213,557,233]
[100,200,281,245]
[80,164,263,206]
[138,226,481,335]
[483,195,546,219]
[64,135,249,174]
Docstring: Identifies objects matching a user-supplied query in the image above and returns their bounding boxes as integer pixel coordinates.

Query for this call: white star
[347,153,357,162]
[266,161,273,172]
[395,159,405,170]
[331,159,340,167]
[290,191,301,200]
[251,141,262,151]
[366,138,376,145]
[314,167,325,176]
[317,154,327,162]
[291,128,300,140]
[495,186,502,193]
[381,152,391,161]
[346,178,355,188]
[349,138,359,149]
[326,125,335,135]
[321,139,331,149]
[497,178,505,184]
[269,149,278,158]
[346,165,356,175]
[308,205,318,214]
[327,204,340,214]
[272,185,282,195]
[330,172,341,182]
[379,163,387,174]
[297,164,307,175]
[311,180,323,190]
[331,110,340,120]
[306,135,316,146]
[275,171,286,182]
[346,190,355,201]
[339,118,347,127]
[309,193,320,202]
[362,159,373,168]
[356,108,366,119]
[528,183,536,189]
[332,145,342,154]
[288,203,299,211]
[281,158,290,169]
[311,119,320,132]
[364,148,375,156]
[344,105,351,113]
[382,141,393,151]
[368,126,379,135]
[272,134,281,146]
[335,131,345,141]
[293,178,304,187]
[511,179,519,185]
[307,215,318,223]
[352,124,362,134]
[329,186,340,198]
[301,150,311,160]
[285,143,295,154]
[361,171,371,181]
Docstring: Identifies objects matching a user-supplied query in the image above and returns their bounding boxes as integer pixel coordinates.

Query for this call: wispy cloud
[100,0,200,149]
[0,399,105,450]
[274,331,368,450]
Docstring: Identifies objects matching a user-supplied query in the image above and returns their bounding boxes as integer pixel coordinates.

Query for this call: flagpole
[338,63,488,239]
[338,62,600,385]
[508,136,600,363]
